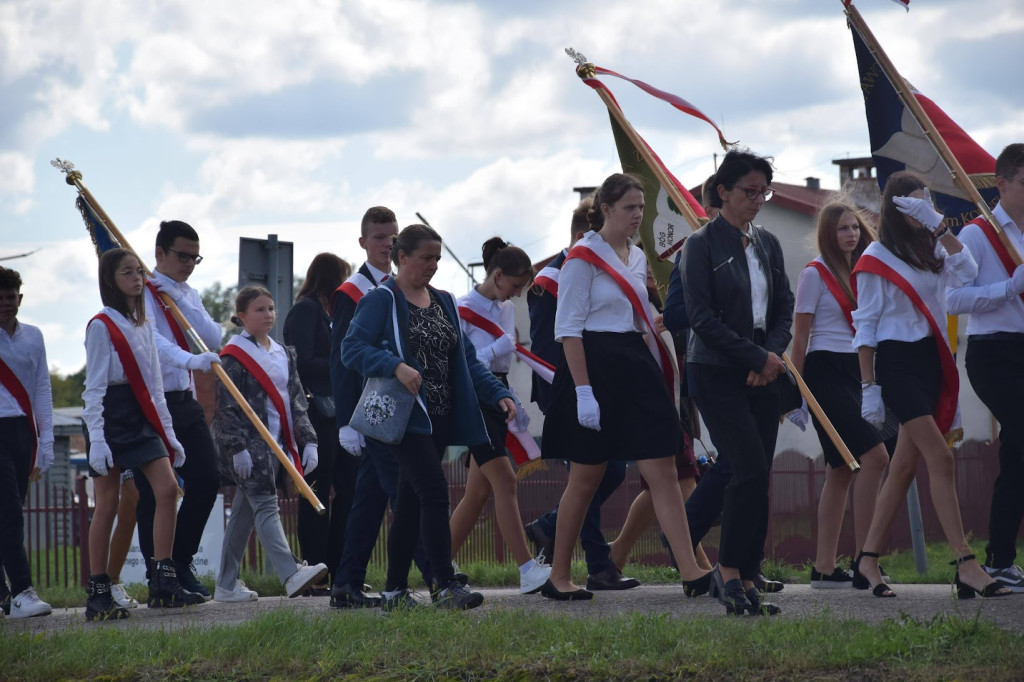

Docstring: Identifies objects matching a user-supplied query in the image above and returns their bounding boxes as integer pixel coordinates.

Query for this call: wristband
[934,226,949,239]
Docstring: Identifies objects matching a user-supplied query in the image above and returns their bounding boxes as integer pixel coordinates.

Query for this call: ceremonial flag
[850,20,998,233]
[76,195,120,255]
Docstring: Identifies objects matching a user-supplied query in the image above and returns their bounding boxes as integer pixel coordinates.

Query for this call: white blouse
[458,287,516,373]
[0,321,54,451]
[794,258,856,354]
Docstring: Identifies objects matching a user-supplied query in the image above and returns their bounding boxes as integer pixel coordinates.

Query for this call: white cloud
[0,151,35,213]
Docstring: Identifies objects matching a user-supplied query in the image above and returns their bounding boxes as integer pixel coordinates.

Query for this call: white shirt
[945,203,1024,335]
[852,241,977,348]
[0,321,54,453]
[238,332,291,446]
[144,270,223,393]
[82,308,174,446]
[745,235,769,330]
[458,287,516,373]
[554,233,647,341]
[794,258,856,353]
[364,262,391,285]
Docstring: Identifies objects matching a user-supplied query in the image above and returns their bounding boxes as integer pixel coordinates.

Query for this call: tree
[50,365,86,408]
[200,281,238,347]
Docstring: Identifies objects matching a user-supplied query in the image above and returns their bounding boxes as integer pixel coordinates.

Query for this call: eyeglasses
[116,268,146,280]
[167,248,203,265]
[733,186,774,201]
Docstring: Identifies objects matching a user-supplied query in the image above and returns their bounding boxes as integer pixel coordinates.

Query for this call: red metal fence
[22,439,1001,588]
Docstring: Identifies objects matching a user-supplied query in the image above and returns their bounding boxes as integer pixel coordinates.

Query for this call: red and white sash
[144,280,191,353]
[457,306,549,466]
[220,335,302,471]
[853,251,959,434]
[90,312,176,464]
[533,263,561,298]
[565,235,678,399]
[334,271,377,307]
[972,217,1024,305]
[0,355,38,469]
[807,260,856,333]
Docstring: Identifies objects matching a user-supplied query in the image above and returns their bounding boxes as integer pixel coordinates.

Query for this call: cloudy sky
[1,0,1021,373]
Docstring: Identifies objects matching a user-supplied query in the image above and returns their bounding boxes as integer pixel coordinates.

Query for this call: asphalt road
[3,583,1021,635]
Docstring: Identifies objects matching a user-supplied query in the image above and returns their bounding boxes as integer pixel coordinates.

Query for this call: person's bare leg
[139,459,180,560]
[608,489,654,569]
[678,477,713,570]
[478,457,533,566]
[637,457,708,582]
[88,472,121,575]
[549,462,606,592]
[850,445,888,557]
[814,465,853,574]
[107,477,139,582]
[448,459,491,556]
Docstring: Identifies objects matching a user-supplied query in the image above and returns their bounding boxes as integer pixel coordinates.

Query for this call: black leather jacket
[680,213,794,371]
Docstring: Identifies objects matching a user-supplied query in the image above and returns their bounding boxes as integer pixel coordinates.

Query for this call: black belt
[164,389,193,403]
[968,332,1024,343]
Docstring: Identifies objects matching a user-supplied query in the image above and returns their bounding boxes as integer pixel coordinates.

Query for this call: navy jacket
[283,295,331,397]
[329,263,380,426]
[341,279,512,446]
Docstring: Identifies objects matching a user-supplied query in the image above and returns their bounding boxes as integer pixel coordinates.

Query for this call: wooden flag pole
[844,1,1020,265]
[53,160,326,515]
[783,353,860,472]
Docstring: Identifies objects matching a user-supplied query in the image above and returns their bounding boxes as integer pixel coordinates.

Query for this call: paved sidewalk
[3,583,1021,635]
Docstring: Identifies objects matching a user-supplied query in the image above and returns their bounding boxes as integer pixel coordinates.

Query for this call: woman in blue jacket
[342,224,515,611]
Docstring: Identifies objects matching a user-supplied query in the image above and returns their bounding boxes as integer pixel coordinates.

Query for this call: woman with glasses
[680,149,794,615]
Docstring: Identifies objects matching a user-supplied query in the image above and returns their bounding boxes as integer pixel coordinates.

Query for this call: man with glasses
[947,143,1024,593]
[136,220,223,604]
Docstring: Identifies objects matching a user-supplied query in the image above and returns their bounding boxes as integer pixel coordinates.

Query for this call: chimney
[805,177,821,191]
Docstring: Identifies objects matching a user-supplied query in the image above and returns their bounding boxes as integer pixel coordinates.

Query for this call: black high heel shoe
[744,587,781,616]
[855,551,895,598]
[682,569,713,598]
[710,567,751,615]
[951,554,1012,600]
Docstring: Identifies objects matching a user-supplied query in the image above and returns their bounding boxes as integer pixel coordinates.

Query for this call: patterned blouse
[407,292,458,416]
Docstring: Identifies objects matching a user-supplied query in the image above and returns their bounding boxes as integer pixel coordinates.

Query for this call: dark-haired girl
[541,173,711,601]
[790,199,890,589]
[451,237,552,595]
[83,248,193,621]
[342,224,515,611]
[680,150,794,615]
[213,285,328,602]
[283,252,353,591]
[852,171,1009,599]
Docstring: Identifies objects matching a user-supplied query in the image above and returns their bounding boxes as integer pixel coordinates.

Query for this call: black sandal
[856,551,895,598]
[951,554,1012,600]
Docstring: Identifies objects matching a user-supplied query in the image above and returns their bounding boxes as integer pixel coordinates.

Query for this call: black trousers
[134,392,220,568]
[966,335,1024,568]
[691,364,779,578]
[297,407,357,583]
[385,423,454,591]
[0,417,33,595]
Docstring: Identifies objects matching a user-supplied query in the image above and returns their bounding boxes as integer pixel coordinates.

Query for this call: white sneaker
[10,588,52,618]
[214,580,259,603]
[110,583,139,609]
[285,562,328,598]
[520,561,553,594]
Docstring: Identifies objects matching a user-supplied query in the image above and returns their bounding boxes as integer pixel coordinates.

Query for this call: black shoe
[0,582,10,616]
[85,574,130,622]
[436,582,484,610]
[586,566,640,591]
[175,560,212,601]
[658,531,678,571]
[851,556,891,590]
[745,587,781,616]
[451,561,469,587]
[380,590,422,613]
[714,572,752,616]
[523,520,555,560]
[951,554,1013,600]
[330,583,382,609]
[539,579,594,601]
[854,551,896,598]
[752,573,784,593]
[148,558,206,608]
[682,570,714,598]
[810,566,853,589]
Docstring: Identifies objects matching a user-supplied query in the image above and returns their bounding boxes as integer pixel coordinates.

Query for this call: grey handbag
[348,288,418,444]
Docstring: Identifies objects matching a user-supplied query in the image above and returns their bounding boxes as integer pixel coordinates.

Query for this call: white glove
[575,385,601,431]
[1008,264,1024,296]
[338,426,365,457]
[169,437,186,468]
[509,397,531,433]
[786,399,809,432]
[90,440,114,477]
[37,443,55,474]
[861,384,886,429]
[186,352,222,372]
[893,188,944,232]
[302,443,319,475]
[488,334,516,360]
[152,278,183,302]
[233,449,253,479]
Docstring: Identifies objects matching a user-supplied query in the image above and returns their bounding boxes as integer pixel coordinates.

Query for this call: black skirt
[804,351,894,469]
[88,384,169,477]
[541,331,680,465]
[467,374,510,468]
[876,338,942,425]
